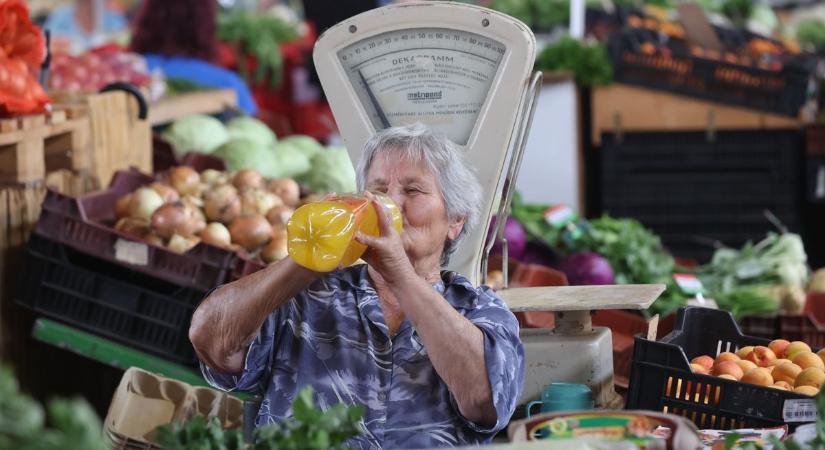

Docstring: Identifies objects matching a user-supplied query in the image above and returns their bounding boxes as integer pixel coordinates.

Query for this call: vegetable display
[157,386,364,450]
[0,365,105,450]
[217,12,299,88]
[163,115,231,159]
[0,0,50,115]
[48,50,152,93]
[535,36,613,87]
[114,166,303,264]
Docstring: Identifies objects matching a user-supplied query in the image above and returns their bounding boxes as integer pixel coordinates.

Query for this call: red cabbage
[559,252,615,285]
[486,216,527,260]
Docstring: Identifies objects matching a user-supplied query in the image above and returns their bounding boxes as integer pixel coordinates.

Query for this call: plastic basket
[740,293,825,346]
[15,234,205,365]
[34,169,246,292]
[608,30,814,117]
[626,306,817,430]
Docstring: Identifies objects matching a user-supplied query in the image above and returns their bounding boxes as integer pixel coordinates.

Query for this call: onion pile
[112,166,308,262]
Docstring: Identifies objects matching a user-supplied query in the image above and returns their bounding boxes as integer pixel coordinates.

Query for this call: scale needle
[358,69,391,128]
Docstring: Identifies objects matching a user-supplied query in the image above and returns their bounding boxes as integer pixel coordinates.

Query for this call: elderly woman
[189,123,524,448]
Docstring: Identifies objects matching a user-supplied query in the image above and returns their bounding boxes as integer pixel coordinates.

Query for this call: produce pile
[0,365,105,450]
[689,340,825,397]
[158,386,364,450]
[162,115,356,195]
[114,166,308,264]
[507,194,813,318]
[0,0,50,115]
[48,49,151,93]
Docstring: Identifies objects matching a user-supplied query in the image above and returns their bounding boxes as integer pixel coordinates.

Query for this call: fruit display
[112,166,306,265]
[48,50,152,93]
[689,339,825,396]
[0,0,50,115]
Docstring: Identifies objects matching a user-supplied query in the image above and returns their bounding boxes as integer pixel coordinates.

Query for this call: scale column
[553,310,593,334]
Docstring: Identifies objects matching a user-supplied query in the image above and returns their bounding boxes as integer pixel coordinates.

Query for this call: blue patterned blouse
[202,264,525,449]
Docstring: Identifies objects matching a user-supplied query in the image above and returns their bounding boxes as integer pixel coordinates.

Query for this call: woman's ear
[447,217,465,241]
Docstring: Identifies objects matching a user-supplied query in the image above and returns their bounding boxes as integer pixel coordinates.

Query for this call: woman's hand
[353,191,415,283]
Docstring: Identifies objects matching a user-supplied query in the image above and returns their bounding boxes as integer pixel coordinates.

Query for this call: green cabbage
[298,147,357,194]
[212,138,311,179]
[278,135,324,159]
[226,116,277,147]
[162,114,229,158]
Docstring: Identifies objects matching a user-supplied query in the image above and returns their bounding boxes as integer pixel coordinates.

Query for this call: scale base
[519,325,618,409]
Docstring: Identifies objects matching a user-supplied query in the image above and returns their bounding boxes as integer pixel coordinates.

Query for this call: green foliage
[157,386,364,450]
[797,19,825,52]
[535,36,613,87]
[0,366,105,450]
[721,0,754,25]
[489,0,570,31]
[296,147,357,194]
[163,115,230,158]
[217,12,299,88]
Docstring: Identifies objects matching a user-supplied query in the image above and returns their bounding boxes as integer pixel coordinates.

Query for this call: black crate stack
[601,129,804,262]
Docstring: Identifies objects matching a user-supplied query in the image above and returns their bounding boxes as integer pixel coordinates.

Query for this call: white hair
[355,123,483,266]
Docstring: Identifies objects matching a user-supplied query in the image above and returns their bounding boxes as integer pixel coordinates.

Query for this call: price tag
[783,399,818,423]
[115,239,149,266]
[544,205,577,229]
[673,274,704,295]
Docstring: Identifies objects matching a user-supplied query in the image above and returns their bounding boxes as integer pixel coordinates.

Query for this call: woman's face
[365,152,465,268]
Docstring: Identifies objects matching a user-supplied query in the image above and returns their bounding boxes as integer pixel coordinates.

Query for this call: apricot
[713,352,740,373]
[741,368,774,386]
[770,384,788,390]
[792,352,825,370]
[785,341,812,360]
[794,385,820,396]
[769,339,790,359]
[772,362,802,385]
[735,360,758,374]
[690,363,709,375]
[718,374,738,381]
[745,346,777,367]
[774,381,793,390]
[817,348,825,367]
[736,346,755,359]
[715,361,744,380]
[769,358,793,367]
[691,355,714,371]
[795,367,825,389]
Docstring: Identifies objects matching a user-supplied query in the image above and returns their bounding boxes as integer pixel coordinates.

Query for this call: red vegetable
[558,252,615,286]
[486,216,527,260]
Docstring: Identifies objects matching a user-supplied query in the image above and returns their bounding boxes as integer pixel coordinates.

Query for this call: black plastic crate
[626,307,816,430]
[15,233,206,366]
[608,30,815,117]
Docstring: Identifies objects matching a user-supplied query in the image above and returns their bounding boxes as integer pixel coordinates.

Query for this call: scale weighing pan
[313,1,537,285]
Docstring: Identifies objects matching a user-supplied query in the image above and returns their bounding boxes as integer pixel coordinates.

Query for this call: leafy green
[296,147,357,194]
[489,0,570,31]
[166,78,211,95]
[721,0,754,25]
[227,116,277,148]
[797,19,825,53]
[163,115,230,158]
[535,36,613,87]
[0,366,105,450]
[157,386,364,450]
[218,12,299,88]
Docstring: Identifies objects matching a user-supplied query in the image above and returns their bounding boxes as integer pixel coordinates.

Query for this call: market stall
[3,0,825,448]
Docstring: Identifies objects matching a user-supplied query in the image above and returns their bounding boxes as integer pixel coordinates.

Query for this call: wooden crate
[0,108,91,185]
[591,84,803,146]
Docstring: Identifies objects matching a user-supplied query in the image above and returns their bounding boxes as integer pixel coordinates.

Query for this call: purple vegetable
[486,216,527,260]
[520,241,561,268]
[558,252,615,285]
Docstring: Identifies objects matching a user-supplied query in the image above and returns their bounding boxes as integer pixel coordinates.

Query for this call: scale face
[336,27,506,145]
[314,1,536,283]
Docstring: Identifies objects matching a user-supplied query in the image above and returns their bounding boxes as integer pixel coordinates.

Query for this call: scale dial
[337,27,506,145]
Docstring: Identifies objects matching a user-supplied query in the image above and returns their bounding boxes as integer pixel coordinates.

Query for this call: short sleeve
[450,285,525,435]
[201,307,285,394]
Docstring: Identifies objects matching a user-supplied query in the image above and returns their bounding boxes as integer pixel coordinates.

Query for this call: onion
[170,166,200,196]
[200,222,232,248]
[204,184,241,224]
[182,194,204,209]
[229,215,272,251]
[151,202,205,238]
[268,178,300,207]
[233,169,263,191]
[265,205,294,227]
[200,169,224,185]
[168,234,200,254]
[115,193,132,219]
[115,217,150,239]
[149,182,180,203]
[241,189,283,216]
[127,187,164,220]
[261,231,288,263]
